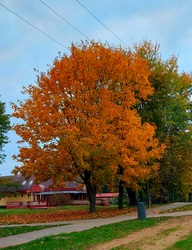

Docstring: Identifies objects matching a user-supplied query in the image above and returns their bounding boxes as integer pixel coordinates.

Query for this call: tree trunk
[118,180,124,209]
[84,170,97,213]
[189,193,192,202]
[146,180,152,207]
[139,191,144,202]
[126,188,137,206]
[86,183,97,213]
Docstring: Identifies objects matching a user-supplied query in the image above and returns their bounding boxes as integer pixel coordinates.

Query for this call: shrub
[49,194,71,206]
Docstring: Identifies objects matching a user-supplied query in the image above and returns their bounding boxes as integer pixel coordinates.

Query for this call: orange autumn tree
[12,41,164,213]
[112,111,165,209]
[107,58,165,208]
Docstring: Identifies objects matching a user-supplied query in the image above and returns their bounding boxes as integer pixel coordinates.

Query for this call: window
[22,180,27,186]
[29,180,33,186]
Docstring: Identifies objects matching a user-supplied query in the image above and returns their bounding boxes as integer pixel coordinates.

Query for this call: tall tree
[134,40,192,202]
[0,99,10,164]
[12,41,164,213]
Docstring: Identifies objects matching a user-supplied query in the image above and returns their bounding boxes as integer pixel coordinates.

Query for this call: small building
[0,175,119,208]
[96,193,119,206]
[0,175,87,208]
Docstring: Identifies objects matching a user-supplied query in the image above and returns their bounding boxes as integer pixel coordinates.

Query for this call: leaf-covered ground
[0,207,136,225]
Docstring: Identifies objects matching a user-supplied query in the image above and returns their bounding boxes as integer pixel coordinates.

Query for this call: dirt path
[91,215,192,250]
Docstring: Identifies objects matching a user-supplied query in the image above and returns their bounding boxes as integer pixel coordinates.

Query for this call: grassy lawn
[167,233,192,249]
[0,205,91,215]
[0,205,120,215]
[2,217,168,250]
[0,224,67,238]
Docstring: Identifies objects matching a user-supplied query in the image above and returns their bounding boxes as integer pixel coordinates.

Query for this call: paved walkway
[0,202,192,249]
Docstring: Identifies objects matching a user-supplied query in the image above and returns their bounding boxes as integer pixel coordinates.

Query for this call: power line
[75,0,128,48]
[40,0,90,41]
[0,3,69,51]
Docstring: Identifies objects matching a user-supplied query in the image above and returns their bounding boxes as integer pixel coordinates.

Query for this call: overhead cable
[40,0,90,41]
[0,3,69,50]
[75,0,128,47]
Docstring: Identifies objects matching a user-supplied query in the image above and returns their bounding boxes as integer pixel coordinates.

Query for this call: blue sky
[0,0,192,176]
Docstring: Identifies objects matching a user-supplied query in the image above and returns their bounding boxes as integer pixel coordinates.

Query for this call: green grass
[0,207,60,216]
[0,208,35,215]
[0,205,118,216]
[0,224,67,238]
[168,233,192,249]
[2,217,168,250]
[0,206,89,217]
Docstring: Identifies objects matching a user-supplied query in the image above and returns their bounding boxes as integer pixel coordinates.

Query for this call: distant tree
[0,99,10,164]
[11,41,164,213]
[0,177,21,199]
[134,40,192,202]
